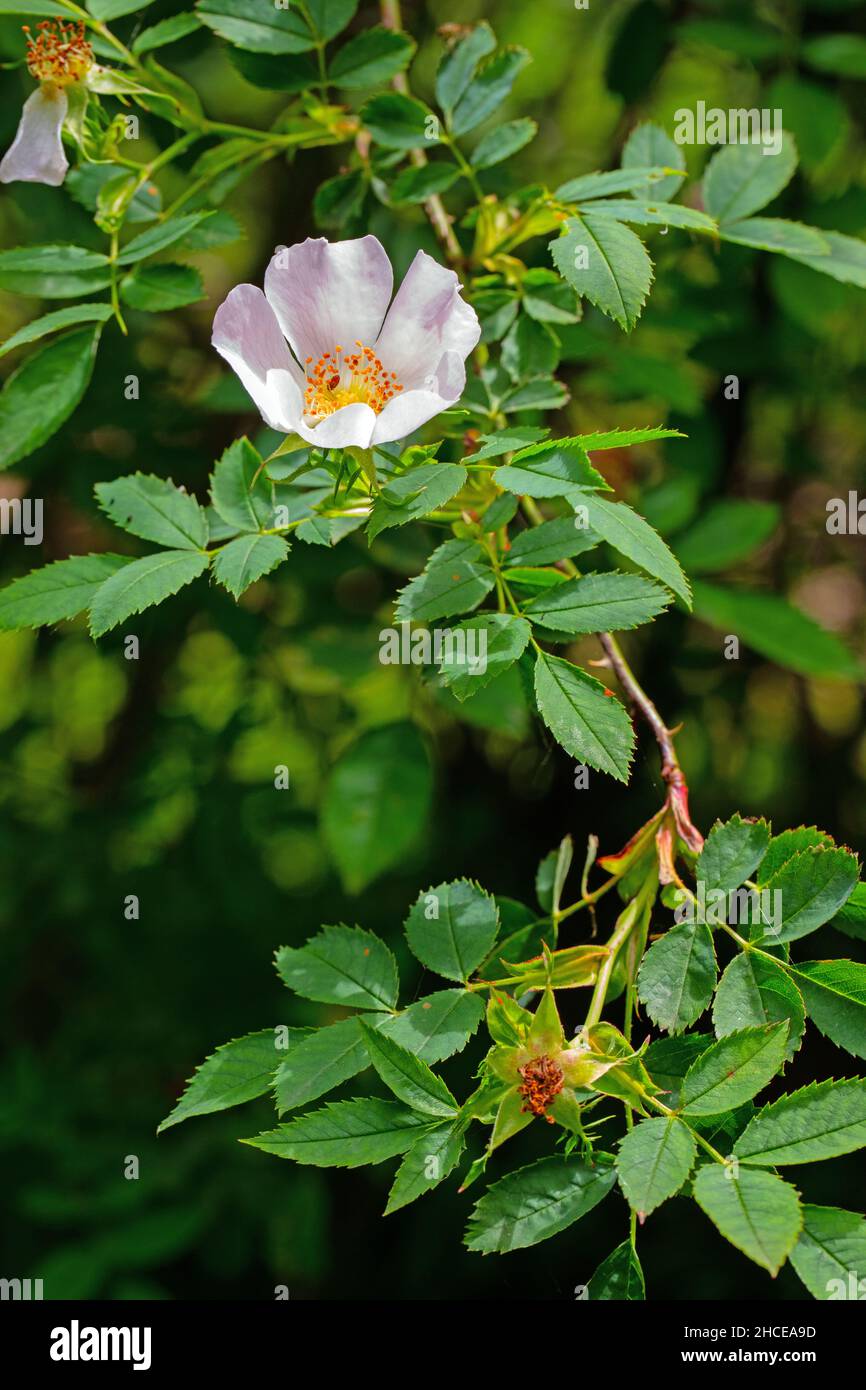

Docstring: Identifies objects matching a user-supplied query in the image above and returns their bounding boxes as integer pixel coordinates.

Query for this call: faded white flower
[212,236,480,449]
[0,20,93,187]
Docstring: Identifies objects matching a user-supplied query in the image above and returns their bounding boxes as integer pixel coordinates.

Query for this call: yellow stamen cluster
[24,20,93,88]
[303,341,403,422]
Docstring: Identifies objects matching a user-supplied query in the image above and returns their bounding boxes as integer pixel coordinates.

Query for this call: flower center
[302,342,403,423]
[24,20,93,88]
[518,1055,564,1121]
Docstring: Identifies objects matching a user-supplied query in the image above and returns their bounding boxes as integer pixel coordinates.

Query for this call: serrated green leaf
[367,462,466,540]
[468,425,549,460]
[120,263,204,312]
[577,494,691,606]
[522,268,580,324]
[132,12,202,54]
[503,517,599,568]
[0,554,130,630]
[621,122,686,201]
[471,118,537,170]
[274,994,483,1114]
[587,1240,645,1300]
[89,550,209,637]
[580,200,716,234]
[273,1016,371,1114]
[645,1033,713,1104]
[762,847,860,943]
[734,1079,866,1167]
[493,437,607,499]
[435,22,496,118]
[88,0,151,18]
[95,473,208,550]
[0,304,114,359]
[275,924,399,1011]
[500,376,569,413]
[437,612,531,700]
[501,315,560,381]
[757,827,834,885]
[575,426,685,452]
[719,217,830,258]
[551,215,653,332]
[692,582,863,680]
[116,212,213,265]
[177,211,242,252]
[0,245,110,298]
[158,1028,295,1132]
[526,571,670,635]
[379,989,484,1062]
[212,533,288,597]
[465,1154,616,1254]
[359,1020,457,1117]
[616,1117,696,1218]
[506,567,570,592]
[790,1205,866,1300]
[244,1097,431,1167]
[450,46,530,137]
[803,32,866,78]
[388,162,460,203]
[196,0,320,53]
[698,814,771,894]
[0,326,101,470]
[673,500,780,574]
[693,1165,801,1275]
[0,1,66,13]
[713,954,805,1062]
[681,1023,789,1116]
[360,91,434,149]
[790,960,866,1059]
[321,723,432,892]
[637,921,717,1033]
[557,167,683,202]
[480,493,518,531]
[833,881,866,942]
[380,991,483,1066]
[394,538,495,622]
[385,1121,465,1214]
[329,26,415,89]
[787,229,866,289]
[296,513,364,547]
[209,436,275,531]
[404,879,499,983]
[703,133,797,224]
[533,651,635,783]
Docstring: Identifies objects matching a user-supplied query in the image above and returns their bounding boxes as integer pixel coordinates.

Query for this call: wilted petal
[371,351,467,444]
[0,87,68,187]
[294,402,377,450]
[264,235,393,364]
[374,250,480,388]
[212,284,304,433]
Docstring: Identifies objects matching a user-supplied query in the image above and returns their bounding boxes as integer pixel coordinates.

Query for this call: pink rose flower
[212,235,480,449]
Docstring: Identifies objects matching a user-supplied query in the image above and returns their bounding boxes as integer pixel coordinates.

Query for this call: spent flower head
[0,21,94,188]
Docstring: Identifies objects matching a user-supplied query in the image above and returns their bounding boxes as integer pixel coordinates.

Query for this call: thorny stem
[598,630,703,853]
[380,0,464,264]
[518,496,703,854]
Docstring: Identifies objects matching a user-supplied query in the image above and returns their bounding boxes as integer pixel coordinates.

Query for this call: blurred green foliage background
[1,0,865,1299]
